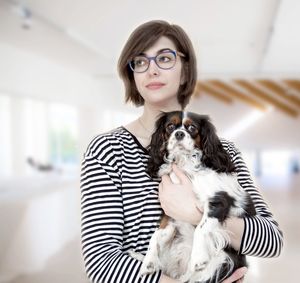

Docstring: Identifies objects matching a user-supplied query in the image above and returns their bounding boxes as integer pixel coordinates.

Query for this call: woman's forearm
[224,216,245,252]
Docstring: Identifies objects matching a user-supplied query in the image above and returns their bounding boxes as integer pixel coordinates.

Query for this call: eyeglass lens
[131,51,176,73]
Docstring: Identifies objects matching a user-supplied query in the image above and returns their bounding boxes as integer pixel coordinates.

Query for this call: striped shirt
[80,126,283,283]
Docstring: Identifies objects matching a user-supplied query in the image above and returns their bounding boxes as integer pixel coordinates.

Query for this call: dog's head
[147,111,235,177]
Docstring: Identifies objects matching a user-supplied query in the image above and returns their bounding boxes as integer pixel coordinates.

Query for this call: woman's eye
[134,59,146,66]
[158,55,171,63]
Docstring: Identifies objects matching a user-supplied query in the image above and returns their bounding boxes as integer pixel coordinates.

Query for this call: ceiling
[0,0,299,149]
[2,0,300,77]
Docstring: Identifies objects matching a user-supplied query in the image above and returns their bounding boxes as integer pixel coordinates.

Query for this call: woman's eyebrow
[157,48,172,53]
[139,48,173,56]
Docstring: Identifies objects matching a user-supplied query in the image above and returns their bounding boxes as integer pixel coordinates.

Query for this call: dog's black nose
[175,130,185,141]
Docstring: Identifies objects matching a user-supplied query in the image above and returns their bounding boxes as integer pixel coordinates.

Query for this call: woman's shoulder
[84,127,131,158]
[220,138,240,157]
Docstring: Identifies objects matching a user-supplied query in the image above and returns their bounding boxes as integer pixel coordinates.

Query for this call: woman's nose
[147,59,160,76]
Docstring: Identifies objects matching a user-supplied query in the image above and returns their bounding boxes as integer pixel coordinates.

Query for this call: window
[0,95,79,177]
[48,103,79,172]
[0,94,12,176]
[261,150,292,177]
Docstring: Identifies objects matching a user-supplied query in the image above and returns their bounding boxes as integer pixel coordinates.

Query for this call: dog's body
[130,111,256,283]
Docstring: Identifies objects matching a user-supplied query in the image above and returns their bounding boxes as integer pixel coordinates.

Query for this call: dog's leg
[139,229,160,275]
[158,162,172,177]
[190,195,232,279]
[190,203,211,273]
[140,221,176,276]
[180,221,210,283]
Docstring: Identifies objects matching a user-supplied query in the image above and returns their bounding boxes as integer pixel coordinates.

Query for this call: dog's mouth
[175,142,186,149]
[170,143,195,157]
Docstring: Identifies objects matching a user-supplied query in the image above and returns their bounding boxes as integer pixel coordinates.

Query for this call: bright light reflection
[223,108,272,140]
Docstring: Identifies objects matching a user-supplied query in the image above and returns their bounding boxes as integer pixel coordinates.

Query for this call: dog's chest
[188,169,227,201]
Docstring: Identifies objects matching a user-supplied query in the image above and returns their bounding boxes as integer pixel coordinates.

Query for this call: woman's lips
[146,82,165,90]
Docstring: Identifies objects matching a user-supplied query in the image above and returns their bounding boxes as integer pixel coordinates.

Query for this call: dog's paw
[128,250,144,261]
[193,261,208,272]
[190,251,210,272]
[178,272,192,283]
[140,256,159,276]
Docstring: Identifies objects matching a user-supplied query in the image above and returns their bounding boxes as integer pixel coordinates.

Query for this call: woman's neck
[124,102,182,148]
[140,102,182,134]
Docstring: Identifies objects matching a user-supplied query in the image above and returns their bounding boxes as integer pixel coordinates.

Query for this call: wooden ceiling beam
[234,79,299,118]
[282,79,300,93]
[256,79,300,108]
[207,79,267,111]
[195,81,233,104]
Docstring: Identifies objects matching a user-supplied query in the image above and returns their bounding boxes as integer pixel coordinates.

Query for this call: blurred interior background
[0,0,299,282]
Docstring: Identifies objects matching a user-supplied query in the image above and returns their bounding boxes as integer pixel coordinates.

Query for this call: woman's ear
[147,113,168,177]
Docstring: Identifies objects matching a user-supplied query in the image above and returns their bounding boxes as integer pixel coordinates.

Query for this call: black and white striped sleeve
[225,141,283,258]
[80,136,162,283]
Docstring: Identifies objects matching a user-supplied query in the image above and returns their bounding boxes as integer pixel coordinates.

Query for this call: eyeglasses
[128,50,185,73]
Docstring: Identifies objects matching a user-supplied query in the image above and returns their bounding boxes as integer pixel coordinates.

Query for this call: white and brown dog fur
[130,111,256,283]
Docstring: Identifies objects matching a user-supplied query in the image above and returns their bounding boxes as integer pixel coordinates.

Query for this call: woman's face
[133,36,184,110]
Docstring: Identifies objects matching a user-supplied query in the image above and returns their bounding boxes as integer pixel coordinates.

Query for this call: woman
[80,20,283,283]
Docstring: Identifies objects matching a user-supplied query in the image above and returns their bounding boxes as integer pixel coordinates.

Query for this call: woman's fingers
[222,267,247,283]
[161,174,173,186]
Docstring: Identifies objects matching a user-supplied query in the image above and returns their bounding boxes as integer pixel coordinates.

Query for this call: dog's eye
[166,124,175,133]
[187,124,197,133]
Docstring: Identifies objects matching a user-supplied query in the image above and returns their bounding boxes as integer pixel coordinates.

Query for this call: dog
[130,111,256,283]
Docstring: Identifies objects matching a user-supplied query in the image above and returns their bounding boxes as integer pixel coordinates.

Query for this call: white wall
[0,42,111,106]
[0,42,138,173]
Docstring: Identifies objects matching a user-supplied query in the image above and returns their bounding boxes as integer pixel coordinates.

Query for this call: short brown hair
[118,20,197,109]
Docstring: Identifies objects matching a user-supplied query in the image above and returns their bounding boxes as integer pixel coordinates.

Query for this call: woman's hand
[221,267,247,283]
[159,267,247,283]
[159,164,203,225]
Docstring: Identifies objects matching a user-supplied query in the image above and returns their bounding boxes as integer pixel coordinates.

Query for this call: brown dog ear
[147,112,168,178]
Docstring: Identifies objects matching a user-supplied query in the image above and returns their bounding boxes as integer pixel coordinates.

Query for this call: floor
[7,239,89,283]
[5,175,300,283]
[245,183,299,282]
